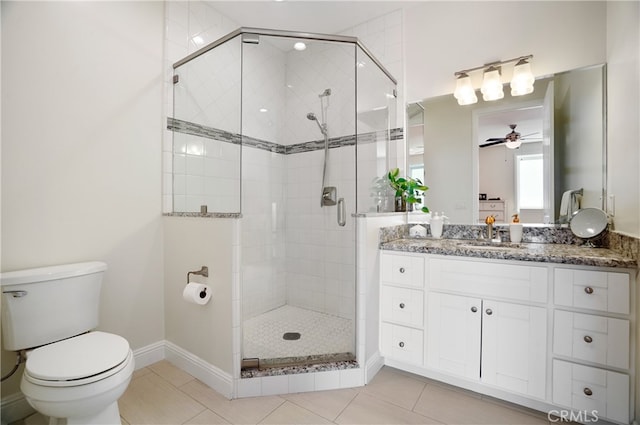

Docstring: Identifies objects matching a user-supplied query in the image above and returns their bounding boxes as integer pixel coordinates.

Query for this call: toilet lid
[26,331,130,381]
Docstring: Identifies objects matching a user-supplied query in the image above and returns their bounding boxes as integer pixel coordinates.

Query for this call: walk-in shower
[171,27,398,377]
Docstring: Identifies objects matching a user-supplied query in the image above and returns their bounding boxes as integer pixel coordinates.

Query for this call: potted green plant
[387,168,430,213]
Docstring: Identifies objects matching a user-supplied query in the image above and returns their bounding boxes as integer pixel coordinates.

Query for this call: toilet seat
[24,331,131,387]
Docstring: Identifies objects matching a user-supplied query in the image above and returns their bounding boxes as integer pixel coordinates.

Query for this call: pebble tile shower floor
[243,305,353,361]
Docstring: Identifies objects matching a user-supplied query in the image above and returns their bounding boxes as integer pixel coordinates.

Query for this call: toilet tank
[0,262,107,351]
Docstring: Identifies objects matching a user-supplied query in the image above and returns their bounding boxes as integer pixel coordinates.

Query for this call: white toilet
[1,262,134,425]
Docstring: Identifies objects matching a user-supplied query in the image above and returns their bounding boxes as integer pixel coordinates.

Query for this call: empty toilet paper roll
[182,282,212,305]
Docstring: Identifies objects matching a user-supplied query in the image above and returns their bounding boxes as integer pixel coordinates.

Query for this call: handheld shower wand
[306,89,334,208]
[306,113,327,136]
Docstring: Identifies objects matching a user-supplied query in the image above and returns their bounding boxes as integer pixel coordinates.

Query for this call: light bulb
[511,59,534,96]
[481,66,504,101]
[453,73,478,106]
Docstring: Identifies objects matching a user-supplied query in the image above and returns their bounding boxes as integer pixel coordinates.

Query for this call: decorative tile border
[168,118,241,145]
[168,117,403,155]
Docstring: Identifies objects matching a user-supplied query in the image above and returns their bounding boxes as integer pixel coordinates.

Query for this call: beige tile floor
[21,361,556,425]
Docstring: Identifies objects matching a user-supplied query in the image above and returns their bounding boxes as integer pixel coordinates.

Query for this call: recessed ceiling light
[294,42,306,51]
[259,108,268,113]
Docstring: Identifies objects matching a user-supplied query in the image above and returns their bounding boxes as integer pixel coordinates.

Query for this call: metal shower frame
[172,27,397,85]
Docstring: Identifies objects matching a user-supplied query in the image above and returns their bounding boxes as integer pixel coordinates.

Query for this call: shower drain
[283,332,301,340]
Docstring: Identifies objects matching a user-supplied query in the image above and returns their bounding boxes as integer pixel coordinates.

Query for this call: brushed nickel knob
[399,267,405,273]
[584,387,593,396]
[399,342,405,348]
[584,335,593,343]
[585,286,594,294]
[485,308,493,315]
[471,306,478,313]
[399,303,405,309]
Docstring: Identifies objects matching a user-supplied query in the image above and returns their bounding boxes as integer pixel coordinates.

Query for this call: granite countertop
[380,238,637,268]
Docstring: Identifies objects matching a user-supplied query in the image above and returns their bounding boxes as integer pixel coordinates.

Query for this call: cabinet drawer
[381,253,424,288]
[552,359,629,424]
[381,286,424,328]
[381,323,423,365]
[554,269,629,314]
[554,310,629,369]
[480,201,504,211]
[429,258,547,303]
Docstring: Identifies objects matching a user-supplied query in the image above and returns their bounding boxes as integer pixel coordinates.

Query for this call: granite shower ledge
[164,212,242,219]
[380,238,637,268]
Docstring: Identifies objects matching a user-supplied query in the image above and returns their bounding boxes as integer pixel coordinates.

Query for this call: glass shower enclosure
[172,28,398,373]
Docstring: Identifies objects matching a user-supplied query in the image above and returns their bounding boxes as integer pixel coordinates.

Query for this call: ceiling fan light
[481,66,504,101]
[505,140,522,149]
[511,58,534,96]
[453,73,478,105]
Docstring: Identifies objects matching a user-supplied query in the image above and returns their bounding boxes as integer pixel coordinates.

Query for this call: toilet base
[47,401,121,425]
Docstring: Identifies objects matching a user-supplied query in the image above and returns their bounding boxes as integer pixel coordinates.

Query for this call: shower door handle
[337,198,346,227]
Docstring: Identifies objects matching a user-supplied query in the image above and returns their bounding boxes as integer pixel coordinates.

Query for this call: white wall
[607,1,640,237]
[163,217,235,374]
[405,1,607,102]
[1,0,165,397]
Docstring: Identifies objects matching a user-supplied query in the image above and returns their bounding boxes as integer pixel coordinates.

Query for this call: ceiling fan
[481,124,539,149]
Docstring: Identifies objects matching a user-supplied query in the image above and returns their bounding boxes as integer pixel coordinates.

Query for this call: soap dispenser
[510,214,523,243]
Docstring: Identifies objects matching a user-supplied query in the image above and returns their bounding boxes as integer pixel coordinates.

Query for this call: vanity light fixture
[453,55,534,106]
[453,73,478,105]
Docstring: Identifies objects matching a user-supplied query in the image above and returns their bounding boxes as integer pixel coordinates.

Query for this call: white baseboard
[164,340,233,399]
[365,351,384,384]
[0,392,33,425]
[132,340,165,369]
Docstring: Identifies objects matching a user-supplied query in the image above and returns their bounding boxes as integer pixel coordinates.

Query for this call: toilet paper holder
[187,266,209,284]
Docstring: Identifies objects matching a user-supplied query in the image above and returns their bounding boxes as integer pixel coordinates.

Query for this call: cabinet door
[426,292,481,380]
[481,300,547,399]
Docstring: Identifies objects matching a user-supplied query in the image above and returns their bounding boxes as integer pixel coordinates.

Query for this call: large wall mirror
[419,64,606,224]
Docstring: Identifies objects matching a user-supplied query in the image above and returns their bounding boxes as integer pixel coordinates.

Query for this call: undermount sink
[457,240,524,250]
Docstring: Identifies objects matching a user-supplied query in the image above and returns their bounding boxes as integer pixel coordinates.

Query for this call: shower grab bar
[337,198,346,227]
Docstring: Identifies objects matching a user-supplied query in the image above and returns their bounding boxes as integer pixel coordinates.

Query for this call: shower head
[306,112,327,136]
[319,88,331,97]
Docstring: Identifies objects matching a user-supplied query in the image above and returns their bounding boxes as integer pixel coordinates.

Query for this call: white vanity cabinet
[379,250,636,424]
[426,258,548,400]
